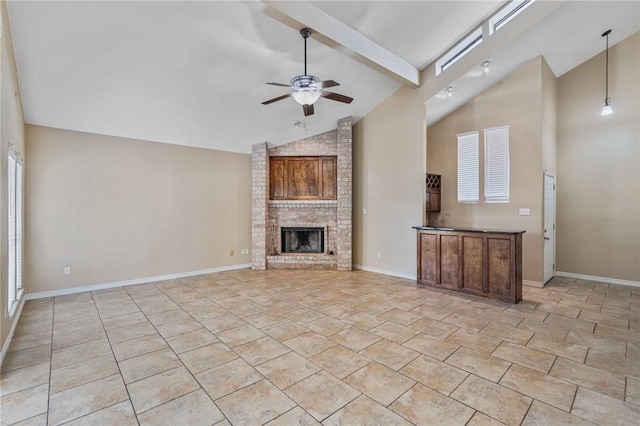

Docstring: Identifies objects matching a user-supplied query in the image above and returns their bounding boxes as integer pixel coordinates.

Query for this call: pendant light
[600,29,613,116]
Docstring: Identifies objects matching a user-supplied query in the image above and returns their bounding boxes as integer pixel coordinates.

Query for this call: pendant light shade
[600,29,614,116]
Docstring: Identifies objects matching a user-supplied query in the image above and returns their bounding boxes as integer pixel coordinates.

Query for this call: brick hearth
[251,117,352,271]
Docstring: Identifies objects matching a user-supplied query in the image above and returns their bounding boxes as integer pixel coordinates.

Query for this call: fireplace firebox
[281,227,324,254]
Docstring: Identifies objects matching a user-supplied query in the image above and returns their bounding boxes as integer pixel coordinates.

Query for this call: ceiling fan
[262,28,353,117]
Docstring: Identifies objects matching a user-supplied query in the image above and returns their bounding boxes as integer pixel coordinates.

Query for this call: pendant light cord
[605,32,609,103]
[602,29,612,104]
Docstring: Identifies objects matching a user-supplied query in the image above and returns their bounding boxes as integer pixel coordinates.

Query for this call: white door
[543,174,555,284]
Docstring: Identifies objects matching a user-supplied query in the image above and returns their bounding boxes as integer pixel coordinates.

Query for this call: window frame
[435,27,483,76]
[489,0,536,35]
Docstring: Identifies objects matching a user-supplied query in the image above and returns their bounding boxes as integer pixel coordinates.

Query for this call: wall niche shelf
[426,173,441,213]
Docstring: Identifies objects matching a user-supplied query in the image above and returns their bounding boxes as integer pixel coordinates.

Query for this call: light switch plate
[518,208,531,216]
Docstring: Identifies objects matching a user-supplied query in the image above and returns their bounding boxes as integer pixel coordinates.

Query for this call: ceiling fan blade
[262,93,291,105]
[321,91,353,104]
[313,80,340,89]
[266,82,292,87]
[303,104,315,116]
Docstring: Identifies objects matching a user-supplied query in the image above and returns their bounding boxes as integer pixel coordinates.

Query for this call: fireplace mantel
[268,200,337,208]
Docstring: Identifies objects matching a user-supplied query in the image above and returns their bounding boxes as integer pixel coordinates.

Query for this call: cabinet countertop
[413,226,525,235]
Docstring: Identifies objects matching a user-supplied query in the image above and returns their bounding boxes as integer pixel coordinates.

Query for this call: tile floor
[1,270,640,425]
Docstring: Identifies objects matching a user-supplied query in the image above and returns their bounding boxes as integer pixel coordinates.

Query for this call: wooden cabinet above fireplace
[270,156,337,200]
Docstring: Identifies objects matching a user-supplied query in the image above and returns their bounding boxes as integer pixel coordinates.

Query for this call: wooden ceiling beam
[243,0,421,87]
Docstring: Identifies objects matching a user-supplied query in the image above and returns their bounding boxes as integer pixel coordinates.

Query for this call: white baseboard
[353,264,416,281]
[352,266,552,289]
[25,263,252,300]
[1,297,26,368]
[555,271,640,288]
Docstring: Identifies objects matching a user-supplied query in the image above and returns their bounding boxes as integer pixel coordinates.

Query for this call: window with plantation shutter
[8,155,16,312]
[457,131,479,203]
[484,125,510,202]
[7,153,23,316]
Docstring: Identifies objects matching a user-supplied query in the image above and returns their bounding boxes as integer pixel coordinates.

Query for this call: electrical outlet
[518,208,531,216]
[363,208,367,215]
[64,266,71,275]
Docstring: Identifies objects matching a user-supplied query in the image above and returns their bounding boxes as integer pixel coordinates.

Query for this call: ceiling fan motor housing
[291,75,320,90]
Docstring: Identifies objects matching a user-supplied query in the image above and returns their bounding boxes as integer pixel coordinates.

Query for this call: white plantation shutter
[457,131,479,203]
[484,125,510,202]
[7,153,23,315]
[8,155,16,311]
[16,161,23,294]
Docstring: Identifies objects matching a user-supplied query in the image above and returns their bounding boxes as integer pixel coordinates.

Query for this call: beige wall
[353,86,425,277]
[542,58,558,175]
[25,125,252,294]
[338,0,566,281]
[1,0,26,357]
[427,58,551,284]
[557,32,640,281]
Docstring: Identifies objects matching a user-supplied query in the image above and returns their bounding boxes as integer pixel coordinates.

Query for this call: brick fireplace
[251,117,352,271]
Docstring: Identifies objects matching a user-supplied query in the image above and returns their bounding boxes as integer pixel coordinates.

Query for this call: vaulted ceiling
[7,1,640,154]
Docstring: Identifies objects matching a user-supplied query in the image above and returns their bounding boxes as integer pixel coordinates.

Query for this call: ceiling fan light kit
[262,28,353,116]
[290,75,322,105]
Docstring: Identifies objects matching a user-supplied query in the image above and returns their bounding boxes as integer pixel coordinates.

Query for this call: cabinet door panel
[440,235,459,287]
[462,236,483,292]
[419,233,437,283]
[321,158,336,199]
[288,159,319,198]
[428,192,440,212]
[425,192,441,212]
[270,159,285,199]
[487,237,511,296]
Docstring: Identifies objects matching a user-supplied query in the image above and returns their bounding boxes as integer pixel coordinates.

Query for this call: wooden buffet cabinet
[414,226,524,303]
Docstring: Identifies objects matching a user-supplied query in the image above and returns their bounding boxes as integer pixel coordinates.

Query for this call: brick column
[336,117,353,271]
[251,143,268,270]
